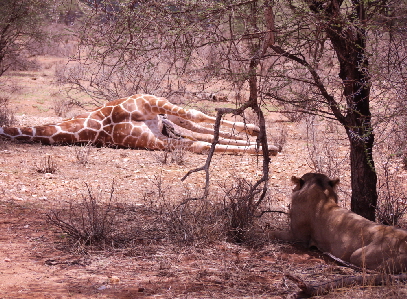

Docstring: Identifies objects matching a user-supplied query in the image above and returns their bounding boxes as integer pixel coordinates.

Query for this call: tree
[263,0,407,220]
[264,1,378,220]
[310,1,376,219]
[66,0,407,221]
[64,1,277,241]
[0,0,50,76]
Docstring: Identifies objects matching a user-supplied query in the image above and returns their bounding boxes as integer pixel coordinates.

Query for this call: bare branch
[269,44,346,125]
[180,105,250,201]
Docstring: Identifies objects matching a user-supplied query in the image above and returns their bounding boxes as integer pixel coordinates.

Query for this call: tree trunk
[348,132,377,221]
[314,1,378,220]
[341,50,377,220]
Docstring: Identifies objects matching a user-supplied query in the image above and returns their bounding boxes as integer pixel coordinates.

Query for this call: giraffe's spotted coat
[0,94,280,155]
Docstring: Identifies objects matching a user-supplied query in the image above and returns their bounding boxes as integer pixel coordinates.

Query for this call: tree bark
[309,0,378,220]
[348,135,377,220]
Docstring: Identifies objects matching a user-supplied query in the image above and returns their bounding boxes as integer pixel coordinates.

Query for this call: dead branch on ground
[286,272,407,297]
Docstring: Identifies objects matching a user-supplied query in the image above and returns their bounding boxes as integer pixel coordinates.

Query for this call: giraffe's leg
[141,95,260,136]
[143,119,277,155]
[148,135,277,156]
[165,115,245,140]
[165,115,281,151]
[171,108,260,136]
[123,128,277,155]
[169,129,257,146]
[117,118,195,151]
[189,141,279,156]
[120,118,278,155]
[163,116,256,146]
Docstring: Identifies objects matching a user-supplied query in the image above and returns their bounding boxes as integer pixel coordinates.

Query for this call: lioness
[276,173,407,273]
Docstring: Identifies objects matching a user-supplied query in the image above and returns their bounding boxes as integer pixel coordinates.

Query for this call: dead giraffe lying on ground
[0,94,280,155]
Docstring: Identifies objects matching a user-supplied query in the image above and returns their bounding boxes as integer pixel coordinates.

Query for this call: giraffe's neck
[0,121,87,145]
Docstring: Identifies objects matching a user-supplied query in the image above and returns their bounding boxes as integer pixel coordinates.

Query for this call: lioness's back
[288,172,407,273]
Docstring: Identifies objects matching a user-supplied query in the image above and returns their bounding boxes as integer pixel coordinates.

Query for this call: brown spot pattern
[14,136,32,141]
[4,128,20,136]
[78,129,98,142]
[87,119,102,130]
[20,128,34,136]
[59,120,85,133]
[36,126,58,136]
[0,94,270,155]
[52,133,76,143]
[112,123,133,143]
[111,106,131,123]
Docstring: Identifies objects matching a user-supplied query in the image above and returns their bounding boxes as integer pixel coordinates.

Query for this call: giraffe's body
[0,94,280,155]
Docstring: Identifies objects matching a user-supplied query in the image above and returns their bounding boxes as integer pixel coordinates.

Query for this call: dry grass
[0,95,15,126]
[151,143,189,166]
[34,154,58,174]
[1,53,407,298]
[2,140,407,298]
[72,142,93,165]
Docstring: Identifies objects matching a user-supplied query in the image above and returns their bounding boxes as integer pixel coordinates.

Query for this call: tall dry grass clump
[0,95,15,127]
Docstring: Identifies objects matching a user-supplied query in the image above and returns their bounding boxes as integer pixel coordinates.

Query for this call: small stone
[44,173,53,179]
[109,276,120,284]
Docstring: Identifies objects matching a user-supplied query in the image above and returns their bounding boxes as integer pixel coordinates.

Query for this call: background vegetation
[1,0,407,236]
[1,1,407,296]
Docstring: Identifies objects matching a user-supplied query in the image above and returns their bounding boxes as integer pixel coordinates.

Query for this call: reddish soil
[1,56,407,298]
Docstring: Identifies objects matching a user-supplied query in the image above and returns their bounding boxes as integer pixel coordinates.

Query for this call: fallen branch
[322,252,378,273]
[256,209,288,217]
[285,272,407,297]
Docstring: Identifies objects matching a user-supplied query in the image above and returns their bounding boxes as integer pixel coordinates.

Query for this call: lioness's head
[291,173,340,203]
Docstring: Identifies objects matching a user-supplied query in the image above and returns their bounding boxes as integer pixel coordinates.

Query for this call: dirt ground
[1,56,407,298]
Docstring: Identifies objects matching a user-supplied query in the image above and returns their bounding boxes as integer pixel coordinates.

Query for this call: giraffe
[0,94,280,155]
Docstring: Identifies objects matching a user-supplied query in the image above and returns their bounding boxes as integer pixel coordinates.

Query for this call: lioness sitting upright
[278,173,407,273]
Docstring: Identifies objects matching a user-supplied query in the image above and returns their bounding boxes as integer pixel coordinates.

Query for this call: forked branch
[181,106,248,201]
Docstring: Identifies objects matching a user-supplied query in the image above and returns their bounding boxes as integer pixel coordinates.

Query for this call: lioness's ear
[291,176,304,190]
[329,178,340,189]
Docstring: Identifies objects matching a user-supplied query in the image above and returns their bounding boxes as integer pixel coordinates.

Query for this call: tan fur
[276,173,407,273]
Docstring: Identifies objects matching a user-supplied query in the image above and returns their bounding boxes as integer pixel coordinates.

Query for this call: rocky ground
[0,56,407,298]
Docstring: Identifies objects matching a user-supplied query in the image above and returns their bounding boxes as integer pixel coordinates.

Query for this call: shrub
[47,183,117,248]
[0,95,15,127]
[377,160,407,226]
[34,155,57,174]
[72,142,92,165]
